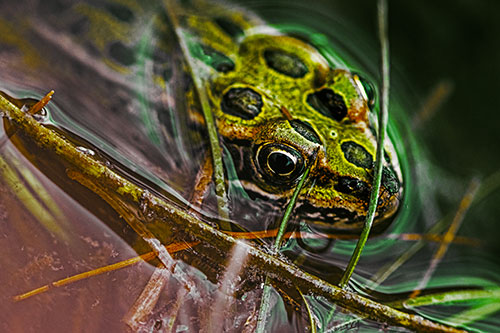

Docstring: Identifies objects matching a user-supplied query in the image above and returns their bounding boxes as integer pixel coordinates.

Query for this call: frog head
[173,0,402,232]
[208,34,403,232]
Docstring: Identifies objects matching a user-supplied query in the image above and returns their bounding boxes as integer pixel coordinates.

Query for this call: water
[1,0,500,332]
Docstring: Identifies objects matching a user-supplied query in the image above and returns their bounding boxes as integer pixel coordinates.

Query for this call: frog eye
[306,88,347,121]
[263,49,308,78]
[255,143,305,185]
[221,87,263,120]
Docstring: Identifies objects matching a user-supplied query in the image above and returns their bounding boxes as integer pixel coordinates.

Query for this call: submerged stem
[339,0,390,289]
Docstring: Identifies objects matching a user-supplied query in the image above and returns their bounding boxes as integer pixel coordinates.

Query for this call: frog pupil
[268,151,296,175]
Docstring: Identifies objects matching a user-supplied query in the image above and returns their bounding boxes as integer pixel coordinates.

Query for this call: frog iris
[255,143,305,185]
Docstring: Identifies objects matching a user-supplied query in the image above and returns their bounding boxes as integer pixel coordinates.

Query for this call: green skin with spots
[176,0,403,231]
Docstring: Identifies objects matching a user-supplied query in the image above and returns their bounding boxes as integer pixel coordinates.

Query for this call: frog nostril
[221,87,263,120]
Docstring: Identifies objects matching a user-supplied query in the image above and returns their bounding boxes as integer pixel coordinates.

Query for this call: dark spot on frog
[335,176,370,200]
[306,88,347,121]
[221,87,262,120]
[264,49,308,78]
[299,202,359,224]
[162,67,173,81]
[341,141,373,169]
[382,166,400,194]
[197,44,235,73]
[214,17,244,38]
[40,0,72,14]
[289,120,321,145]
[105,3,135,23]
[69,17,89,36]
[109,41,136,66]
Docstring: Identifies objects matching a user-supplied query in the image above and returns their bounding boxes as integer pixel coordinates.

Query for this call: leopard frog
[0,0,403,233]
[173,0,403,232]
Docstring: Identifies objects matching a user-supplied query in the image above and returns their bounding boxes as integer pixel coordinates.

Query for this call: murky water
[1,0,499,332]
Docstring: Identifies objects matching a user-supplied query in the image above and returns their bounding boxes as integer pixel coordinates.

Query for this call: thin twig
[13,242,197,301]
[412,80,453,129]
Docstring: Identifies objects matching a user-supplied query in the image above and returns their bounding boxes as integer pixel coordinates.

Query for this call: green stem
[163,0,229,224]
[339,0,390,289]
[397,288,500,308]
[273,163,312,250]
[256,162,313,332]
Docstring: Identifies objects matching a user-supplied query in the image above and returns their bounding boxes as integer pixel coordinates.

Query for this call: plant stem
[339,0,390,289]
[256,162,313,332]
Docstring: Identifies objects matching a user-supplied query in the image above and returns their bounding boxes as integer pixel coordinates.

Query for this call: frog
[170,0,403,232]
[0,0,403,233]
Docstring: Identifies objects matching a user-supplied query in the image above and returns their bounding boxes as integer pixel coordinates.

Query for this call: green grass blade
[445,301,500,328]
[368,215,451,289]
[256,162,313,333]
[163,0,229,223]
[393,288,500,308]
[0,152,69,241]
[339,0,390,289]
[297,288,317,333]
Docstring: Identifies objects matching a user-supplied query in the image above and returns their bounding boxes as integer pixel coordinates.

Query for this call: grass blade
[256,161,314,332]
[339,0,390,289]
